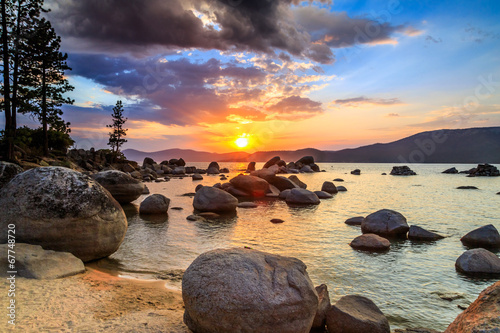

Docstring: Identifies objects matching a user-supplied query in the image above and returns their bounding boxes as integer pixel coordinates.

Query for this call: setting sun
[235,137,249,148]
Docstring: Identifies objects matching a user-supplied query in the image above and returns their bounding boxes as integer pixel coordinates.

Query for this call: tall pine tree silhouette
[107,100,128,160]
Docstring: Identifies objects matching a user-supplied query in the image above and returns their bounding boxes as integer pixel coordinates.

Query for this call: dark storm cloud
[294,7,403,48]
[45,0,403,64]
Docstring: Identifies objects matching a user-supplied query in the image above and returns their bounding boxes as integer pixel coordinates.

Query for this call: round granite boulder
[0,167,127,262]
[92,170,145,204]
[361,209,409,237]
[182,247,318,333]
[286,188,321,205]
[460,224,500,248]
[193,186,238,213]
[139,194,170,214]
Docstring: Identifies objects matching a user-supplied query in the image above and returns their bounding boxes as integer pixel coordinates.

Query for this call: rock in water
[350,234,391,251]
[230,174,269,197]
[0,243,84,279]
[139,194,170,214]
[267,176,298,191]
[0,167,127,262]
[296,156,315,166]
[286,188,321,205]
[263,156,281,169]
[321,181,338,194]
[408,225,445,241]
[92,170,145,204]
[390,166,417,176]
[0,161,23,189]
[289,175,307,188]
[345,216,364,226]
[314,191,333,199]
[444,280,500,332]
[182,248,318,333]
[455,248,500,276]
[460,224,500,248]
[326,295,390,333]
[442,167,458,174]
[192,173,203,180]
[246,161,256,172]
[361,209,409,237]
[351,169,361,175]
[193,186,238,213]
[312,284,331,330]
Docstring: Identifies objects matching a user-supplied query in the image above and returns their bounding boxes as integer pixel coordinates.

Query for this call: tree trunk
[11,0,22,137]
[42,63,48,156]
[1,0,13,160]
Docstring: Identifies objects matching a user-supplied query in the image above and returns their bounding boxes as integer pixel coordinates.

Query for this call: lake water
[92,162,500,331]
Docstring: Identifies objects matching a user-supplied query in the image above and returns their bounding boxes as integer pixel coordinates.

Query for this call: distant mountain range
[123,127,500,164]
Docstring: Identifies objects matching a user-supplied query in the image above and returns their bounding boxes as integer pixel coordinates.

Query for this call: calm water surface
[95,163,500,331]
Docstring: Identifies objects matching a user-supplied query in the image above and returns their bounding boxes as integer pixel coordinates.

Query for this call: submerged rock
[238,202,258,208]
[457,186,478,190]
[139,194,170,215]
[0,243,85,279]
[193,186,238,213]
[0,167,127,262]
[92,170,145,204]
[455,248,500,276]
[361,209,409,237]
[336,185,347,192]
[182,247,318,333]
[286,188,320,205]
[326,295,390,333]
[445,280,500,333]
[408,226,445,241]
[461,224,500,248]
[350,234,391,251]
[345,216,364,226]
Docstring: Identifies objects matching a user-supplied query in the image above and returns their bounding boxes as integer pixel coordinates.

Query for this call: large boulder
[468,163,500,177]
[193,186,238,213]
[390,166,416,176]
[92,170,145,204]
[321,181,338,194]
[230,174,269,197]
[286,188,320,205]
[444,280,500,333]
[267,175,298,191]
[350,234,391,252]
[326,295,390,333]
[139,194,170,215]
[0,167,127,262]
[263,156,281,169]
[0,161,23,189]
[296,156,315,165]
[455,248,500,276]
[182,247,318,333]
[460,224,500,248]
[288,175,307,189]
[251,168,278,180]
[408,226,444,241]
[361,209,410,237]
[208,161,220,171]
[0,243,84,279]
[143,157,156,167]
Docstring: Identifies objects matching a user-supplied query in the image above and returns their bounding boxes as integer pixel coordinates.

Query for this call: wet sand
[0,267,189,332]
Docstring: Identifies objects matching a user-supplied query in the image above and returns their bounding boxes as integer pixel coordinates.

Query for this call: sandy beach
[0,267,189,332]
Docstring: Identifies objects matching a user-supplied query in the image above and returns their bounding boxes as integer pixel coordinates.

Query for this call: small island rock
[461,224,500,248]
[455,248,500,276]
[361,209,409,237]
[321,181,338,194]
[345,216,364,226]
[350,234,391,251]
[193,186,238,213]
[286,188,321,205]
[139,194,170,214]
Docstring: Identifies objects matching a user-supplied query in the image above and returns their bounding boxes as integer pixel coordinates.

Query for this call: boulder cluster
[390,165,417,176]
[182,247,391,333]
[467,163,500,177]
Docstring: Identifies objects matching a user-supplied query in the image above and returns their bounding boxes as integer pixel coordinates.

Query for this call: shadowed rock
[92,170,145,204]
[455,248,500,276]
[442,167,458,174]
[263,156,281,169]
[0,161,23,189]
[336,185,347,191]
[288,175,307,188]
[361,209,409,237]
[312,284,331,330]
[267,175,298,191]
[461,224,500,248]
[246,161,256,172]
[314,191,333,199]
[139,194,170,215]
[0,167,127,262]
[182,248,318,333]
[286,188,320,205]
[230,174,269,197]
[321,181,338,194]
[350,234,390,251]
[326,295,390,333]
[408,226,445,241]
[345,216,364,226]
[0,243,85,279]
[193,186,238,213]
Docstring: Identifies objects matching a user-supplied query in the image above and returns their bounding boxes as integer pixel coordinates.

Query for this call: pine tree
[23,17,74,156]
[107,100,128,159]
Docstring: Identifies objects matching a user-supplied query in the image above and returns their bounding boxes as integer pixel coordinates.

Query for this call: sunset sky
[10,0,500,153]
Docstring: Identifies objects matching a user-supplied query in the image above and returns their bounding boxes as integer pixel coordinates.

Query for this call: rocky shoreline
[0,155,499,332]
